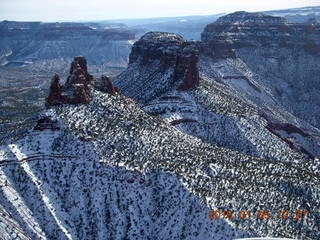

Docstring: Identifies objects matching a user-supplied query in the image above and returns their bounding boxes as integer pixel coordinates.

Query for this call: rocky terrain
[0,60,124,145]
[0,57,319,239]
[201,11,320,129]
[46,57,94,106]
[115,12,320,161]
[116,32,200,102]
[1,6,319,139]
[1,9,320,240]
[0,21,132,144]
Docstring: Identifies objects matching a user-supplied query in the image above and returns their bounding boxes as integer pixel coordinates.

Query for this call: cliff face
[115,32,200,102]
[129,32,200,87]
[114,14,320,161]
[200,11,320,129]
[0,22,134,41]
[201,11,320,58]
[0,21,134,66]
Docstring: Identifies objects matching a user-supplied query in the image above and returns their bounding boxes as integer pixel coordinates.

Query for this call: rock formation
[176,46,200,90]
[94,75,117,94]
[201,11,320,58]
[2,11,320,240]
[34,113,60,131]
[46,74,63,106]
[115,32,200,102]
[46,56,93,106]
[65,56,93,87]
[114,13,320,160]
[131,32,200,91]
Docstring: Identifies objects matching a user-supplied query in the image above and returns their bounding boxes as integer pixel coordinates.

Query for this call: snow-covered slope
[0,124,247,240]
[201,11,320,129]
[114,29,320,161]
[1,89,319,239]
[1,11,320,240]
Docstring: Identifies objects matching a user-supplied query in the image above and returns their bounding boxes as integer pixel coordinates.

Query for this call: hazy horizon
[0,0,320,22]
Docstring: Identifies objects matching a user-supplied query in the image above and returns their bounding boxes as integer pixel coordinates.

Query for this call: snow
[0,101,252,239]
[234,238,296,240]
[1,18,320,239]
[0,168,47,239]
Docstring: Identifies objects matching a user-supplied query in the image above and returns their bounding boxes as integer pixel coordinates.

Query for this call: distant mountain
[201,11,320,129]
[99,6,320,40]
[1,6,319,67]
[264,6,320,23]
[0,21,134,67]
[100,14,225,40]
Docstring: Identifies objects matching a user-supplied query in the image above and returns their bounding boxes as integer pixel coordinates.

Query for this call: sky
[0,0,320,22]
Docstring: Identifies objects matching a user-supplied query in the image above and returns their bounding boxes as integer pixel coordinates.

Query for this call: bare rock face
[94,75,116,94]
[176,45,200,90]
[129,32,200,90]
[34,113,60,131]
[115,32,200,102]
[129,32,184,65]
[66,56,93,87]
[201,11,320,58]
[46,56,93,106]
[46,74,64,106]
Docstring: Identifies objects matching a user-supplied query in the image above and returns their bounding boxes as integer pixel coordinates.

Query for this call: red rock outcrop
[46,56,93,106]
[177,53,199,91]
[127,32,200,92]
[34,114,60,131]
[94,75,117,94]
[66,56,93,87]
[46,74,64,106]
